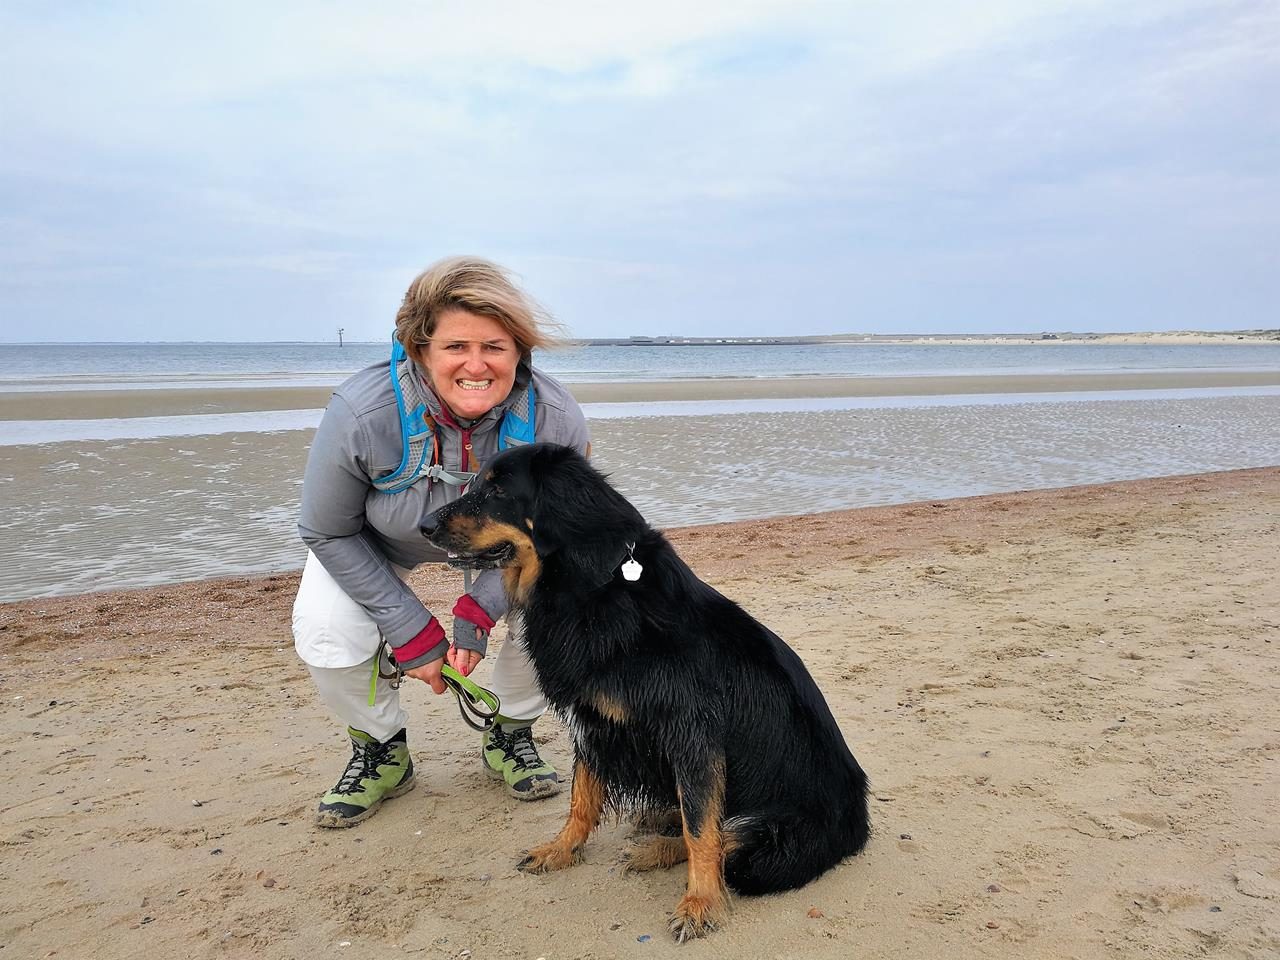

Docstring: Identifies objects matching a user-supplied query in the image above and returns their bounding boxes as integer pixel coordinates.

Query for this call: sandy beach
[2,467,1278,959]
[5,368,1280,420]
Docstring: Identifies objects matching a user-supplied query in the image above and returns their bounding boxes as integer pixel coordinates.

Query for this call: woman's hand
[403,659,447,694]
[450,594,493,673]
[447,638,484,677]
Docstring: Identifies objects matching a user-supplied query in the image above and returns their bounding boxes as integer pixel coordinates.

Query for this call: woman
[292,256,590,827]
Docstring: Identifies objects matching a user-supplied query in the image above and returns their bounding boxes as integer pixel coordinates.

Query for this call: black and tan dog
[423,443,869,942]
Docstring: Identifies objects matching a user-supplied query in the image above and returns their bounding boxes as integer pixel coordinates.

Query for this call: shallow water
[2,393,1278,601]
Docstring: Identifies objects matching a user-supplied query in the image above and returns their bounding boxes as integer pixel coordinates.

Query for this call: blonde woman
[293,256,589,826]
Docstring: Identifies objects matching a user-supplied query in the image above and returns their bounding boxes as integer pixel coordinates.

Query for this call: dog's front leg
[668,756,729,942]
[517,759,604,874]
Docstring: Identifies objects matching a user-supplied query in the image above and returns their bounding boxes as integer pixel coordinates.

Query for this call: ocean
[2,341,1279,601]
[4,340,1280,387]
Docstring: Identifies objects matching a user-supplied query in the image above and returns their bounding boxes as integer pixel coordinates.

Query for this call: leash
[373,639,502,732]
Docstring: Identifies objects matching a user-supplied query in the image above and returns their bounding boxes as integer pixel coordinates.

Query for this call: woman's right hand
[403,659,447,694]
[447,641,484,677]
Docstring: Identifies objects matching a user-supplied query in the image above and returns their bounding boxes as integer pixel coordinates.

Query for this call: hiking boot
[316,727,415,828]
[482,721,560,801]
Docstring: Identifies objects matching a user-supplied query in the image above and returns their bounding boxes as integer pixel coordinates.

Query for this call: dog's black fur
[425,443,869,939]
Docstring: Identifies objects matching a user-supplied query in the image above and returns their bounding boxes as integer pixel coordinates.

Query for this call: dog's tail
[722,805,870,896]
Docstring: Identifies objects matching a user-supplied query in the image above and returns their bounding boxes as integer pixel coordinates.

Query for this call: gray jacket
[297,356,590,665]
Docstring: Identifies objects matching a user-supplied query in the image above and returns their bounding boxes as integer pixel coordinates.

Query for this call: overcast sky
[1,1,1276,342]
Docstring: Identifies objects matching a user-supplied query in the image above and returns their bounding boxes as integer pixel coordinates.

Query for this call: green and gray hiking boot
[316,727,415,828]
[482,720,560,801]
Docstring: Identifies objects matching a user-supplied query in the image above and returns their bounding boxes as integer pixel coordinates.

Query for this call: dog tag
[621,558,642,581]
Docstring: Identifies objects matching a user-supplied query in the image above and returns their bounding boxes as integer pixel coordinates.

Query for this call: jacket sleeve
[297,393,434,647]
[461,385,593,625]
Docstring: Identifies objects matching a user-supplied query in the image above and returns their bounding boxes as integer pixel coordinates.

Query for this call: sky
[1,1,1277,342]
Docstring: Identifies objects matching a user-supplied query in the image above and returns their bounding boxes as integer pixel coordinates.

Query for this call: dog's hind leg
[627,806,682,837]
[667,757,730,942]
[517,760,605,874]
[620,833,688,874]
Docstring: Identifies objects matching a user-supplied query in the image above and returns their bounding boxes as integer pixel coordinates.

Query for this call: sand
[5,369,1280,420]
[2,467,1278,959]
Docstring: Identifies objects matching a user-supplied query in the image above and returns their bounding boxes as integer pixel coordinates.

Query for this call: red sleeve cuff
[392,617,447,663]
[452,594,496,632]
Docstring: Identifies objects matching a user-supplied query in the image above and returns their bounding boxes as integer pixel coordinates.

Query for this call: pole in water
[337,327,345,347]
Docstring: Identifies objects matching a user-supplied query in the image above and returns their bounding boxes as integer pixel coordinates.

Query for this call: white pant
[293,552,547,741]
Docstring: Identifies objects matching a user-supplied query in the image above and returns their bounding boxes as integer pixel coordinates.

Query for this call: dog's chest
[557,698,676,802]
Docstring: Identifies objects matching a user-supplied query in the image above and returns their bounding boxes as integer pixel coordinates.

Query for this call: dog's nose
[420,513,439,540]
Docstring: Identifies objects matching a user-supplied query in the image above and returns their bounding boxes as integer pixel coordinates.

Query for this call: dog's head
[423,443,646,600]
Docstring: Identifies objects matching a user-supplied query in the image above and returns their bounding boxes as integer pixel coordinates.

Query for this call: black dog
[424,443,869,941]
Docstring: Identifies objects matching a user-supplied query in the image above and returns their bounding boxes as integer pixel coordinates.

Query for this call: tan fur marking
[517,761,605,874]
[453,517,541,604]
[592,693,628,724]
[621,834,688,874]
[444,515,482,536]
[670,764,729,942]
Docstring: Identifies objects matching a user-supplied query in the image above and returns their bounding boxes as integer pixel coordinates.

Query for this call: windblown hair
[394,256,565,359]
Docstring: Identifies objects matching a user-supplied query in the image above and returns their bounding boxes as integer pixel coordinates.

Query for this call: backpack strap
[498,380,536,449]
[372,337,537,493]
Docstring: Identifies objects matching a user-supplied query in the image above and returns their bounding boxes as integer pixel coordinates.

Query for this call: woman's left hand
[447,641,483,677]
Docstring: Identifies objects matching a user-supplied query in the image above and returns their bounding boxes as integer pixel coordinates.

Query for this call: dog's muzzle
[442,542,515,570]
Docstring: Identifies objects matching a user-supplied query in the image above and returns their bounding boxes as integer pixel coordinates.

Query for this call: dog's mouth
[444,542,516,570]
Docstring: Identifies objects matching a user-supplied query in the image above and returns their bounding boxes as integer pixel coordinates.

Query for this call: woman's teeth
[458,379,491,390]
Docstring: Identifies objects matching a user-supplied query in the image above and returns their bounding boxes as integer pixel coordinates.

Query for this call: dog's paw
[517,841,582,874]
[619,835,687,875]
[667,893,725,943]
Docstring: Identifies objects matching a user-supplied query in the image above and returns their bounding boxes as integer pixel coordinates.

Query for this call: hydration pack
[372,338,536,494]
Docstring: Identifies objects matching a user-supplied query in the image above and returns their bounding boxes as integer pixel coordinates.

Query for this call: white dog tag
[620,542,642,581]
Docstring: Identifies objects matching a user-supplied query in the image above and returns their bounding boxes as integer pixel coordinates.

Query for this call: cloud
[0,0,1276,339]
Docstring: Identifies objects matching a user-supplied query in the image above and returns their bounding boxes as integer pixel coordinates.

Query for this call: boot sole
[483,759,561,801]
[314,775,416,829]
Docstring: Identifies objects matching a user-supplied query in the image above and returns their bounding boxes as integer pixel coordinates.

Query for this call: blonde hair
[394,256,563,358]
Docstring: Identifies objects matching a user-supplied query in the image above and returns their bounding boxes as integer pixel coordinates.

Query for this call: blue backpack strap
[374,336,537,492]
[372,338,436,493]
[498,381,536,449]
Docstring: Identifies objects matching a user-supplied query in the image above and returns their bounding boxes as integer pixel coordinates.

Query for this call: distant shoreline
[5,369,1280,420]
[2,330,1278,348]
[580,330,1280,346]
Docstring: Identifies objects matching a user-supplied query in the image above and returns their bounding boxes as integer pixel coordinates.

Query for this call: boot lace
[333,739,400,796]
[503,726,543,772]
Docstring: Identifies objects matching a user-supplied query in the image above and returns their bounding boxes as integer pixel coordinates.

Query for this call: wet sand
[5,368,1280,419]
[2,468,1278,959]
[5,392,1280,601]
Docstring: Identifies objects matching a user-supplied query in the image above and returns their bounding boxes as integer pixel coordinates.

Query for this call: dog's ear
[525,444,587,558]
[524,444,644,589]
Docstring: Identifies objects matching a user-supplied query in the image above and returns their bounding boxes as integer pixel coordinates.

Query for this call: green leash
[371,641,502,732]
[440,664,502,732]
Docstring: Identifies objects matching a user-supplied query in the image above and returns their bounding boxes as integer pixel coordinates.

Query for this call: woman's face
[417,308,520,420]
